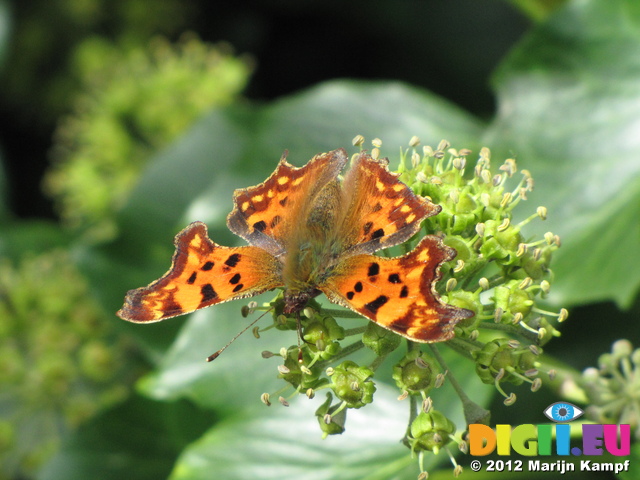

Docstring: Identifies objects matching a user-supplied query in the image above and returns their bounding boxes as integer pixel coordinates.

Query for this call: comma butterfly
[117,149,473,343]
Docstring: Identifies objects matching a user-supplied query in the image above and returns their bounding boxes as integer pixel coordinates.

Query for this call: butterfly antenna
[206,307,273,362]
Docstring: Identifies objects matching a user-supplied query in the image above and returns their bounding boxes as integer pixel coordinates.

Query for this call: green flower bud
[481,189,509,219]
[330,361,376,408]
[303,314,345,360]
[473,339,539,385]
[393,350,438,393]
[315,393,347,438]
[409,410,456,453]
[269,294,298,331]
[444,290,480,329]
[521,247,553,280]
[479,221,523,264]
[456,188,478,214]
[493,280,534,323]
[536,318,561,344]
[449,213,477,234]
[362,322,401,355]
[279,348,325,390]
[443,235,474,267]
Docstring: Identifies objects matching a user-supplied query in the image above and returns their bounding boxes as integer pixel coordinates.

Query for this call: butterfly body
[118,149,473,342]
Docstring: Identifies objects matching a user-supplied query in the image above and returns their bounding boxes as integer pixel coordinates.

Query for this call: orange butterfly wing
[226,149,347,255]
[339,153,441,255]
[117,222,282,322]
[321,236,473,342]
[118,148,474,344]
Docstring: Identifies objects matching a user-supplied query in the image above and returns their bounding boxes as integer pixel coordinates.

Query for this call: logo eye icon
[544,402,584,422]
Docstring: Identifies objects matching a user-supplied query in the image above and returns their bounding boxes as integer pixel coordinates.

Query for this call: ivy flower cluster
[581,339,640,441]
[250,137,566,477]
[0,251,141,478]
[46,34,251,238]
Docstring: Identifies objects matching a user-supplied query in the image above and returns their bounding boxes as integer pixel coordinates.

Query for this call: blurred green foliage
[3,0,190,123]
[0,250,141,479]
[0,3,251,478]
[46,35,251,237]
[505,0,567,20]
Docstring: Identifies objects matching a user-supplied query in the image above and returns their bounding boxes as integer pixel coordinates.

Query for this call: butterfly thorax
[282,179,345,313]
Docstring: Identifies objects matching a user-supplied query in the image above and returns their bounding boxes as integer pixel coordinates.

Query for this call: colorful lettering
[467,423,630,457]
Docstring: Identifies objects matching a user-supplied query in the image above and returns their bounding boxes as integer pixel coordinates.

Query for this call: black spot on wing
[388,273,401,284]
[232,284,244,293]
[225,254,241,268]
[363,221,373,235]
[253,220,267,232]
[371,228,385,240]
[201,261,214,271]
[364,295,388,315]
[346,291,354,300]
[229,273,241,284]
[367,263,380,277]
[400,285,409,298]
[279,196,288,206]
[201,284,218,303]
[354,281,363,292]
[187,272,197,284]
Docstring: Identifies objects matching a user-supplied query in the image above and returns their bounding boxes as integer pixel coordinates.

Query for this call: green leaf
[165,350,490,480]
[137,301,292,412]
[255,80,485,162]
[37,395,216,480]
[169,384,416,480]
[139,304,490,479]
[486,0,640,308]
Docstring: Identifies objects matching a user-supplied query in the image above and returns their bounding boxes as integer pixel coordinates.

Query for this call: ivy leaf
[137,302,292,412]
[155,353,489,480]
[168,384,418,480]
[486,0,640,308]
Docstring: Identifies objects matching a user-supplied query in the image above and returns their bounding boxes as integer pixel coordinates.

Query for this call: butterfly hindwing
[321,236,473,342]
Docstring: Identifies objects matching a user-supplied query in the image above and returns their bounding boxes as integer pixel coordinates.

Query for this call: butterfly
[117,148,473,343]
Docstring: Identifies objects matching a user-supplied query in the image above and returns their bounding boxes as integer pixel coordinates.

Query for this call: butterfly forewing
[339,153,441,256]
[226,149,348,255]
[117,222,283,322]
